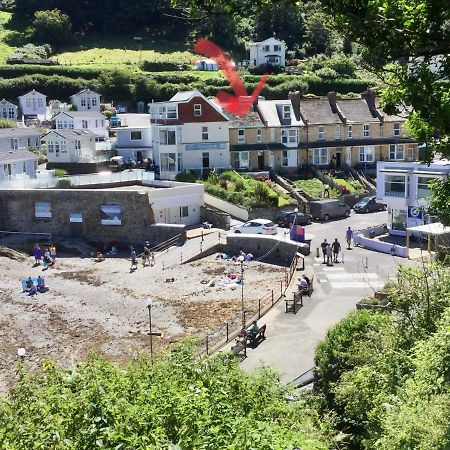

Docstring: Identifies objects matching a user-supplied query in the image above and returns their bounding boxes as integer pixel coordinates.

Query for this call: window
[80,98,86,107]
[238,129,245,144]
[180,206,189,217]
[389,208,407,232]
[202,152,210,168]
[417,177,433,199]
[167,106,177,119]
[283,104,291,120]
[363,124,370,137]
[27,138,31,147]
[257,128,262,143]
[68,121,74,129]
[318,126,325,141]
[91,98,98,106]
[8,107,15,119]
[274,44,281,51]
[75,140,81,150]
[100,204,122,225]
[22,162,26,173]
[389,144,404,160]
[359,146,374,162]
[313,148,329,165]
[37,98,44,108]
[95,120,98,128]
[35,202,51,218]
[82,120,88,129]
[130,131,142,140]
[407,147,414,161]
[282,150,288,166]
[239,151,249,169]
[47,140,54,153]
[26,98,31,107]
[335,125,341,140]
[69,212,83,223]
[194,104,202,116]
[160,153,178,171]
[10,138,18,150]
[59,141,67,153]
[263,45,270,52]
[348,125,353,138]
[393,123,400,136]
[159,129,176,145]
[202,126,208,141]
[385,175,407,197]
[54,141,60,155]
[281,129,298,144]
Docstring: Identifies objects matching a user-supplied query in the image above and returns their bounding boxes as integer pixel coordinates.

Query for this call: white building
[376,160,450,235]
[43,129,97,164]
[18,89,47,119]
[53,111,108,140]
[249,37,286,67]
[149,90,230,180]
[70,89,101,112]
[0,99,18,121]
[115,126,152,162]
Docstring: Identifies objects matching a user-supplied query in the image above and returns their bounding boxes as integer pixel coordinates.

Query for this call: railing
[149,233,184,253]
[0,230,52,244]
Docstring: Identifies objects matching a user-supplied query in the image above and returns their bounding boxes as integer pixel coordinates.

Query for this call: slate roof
[70,89,101,98]
[0,128,40,138]
[336,98,380,123]
[225,110,264,127]
[258,99,304,127]
[0,149,39,163]
[43,129,96,139]
[53,111,106,119]
[298,98,342,125]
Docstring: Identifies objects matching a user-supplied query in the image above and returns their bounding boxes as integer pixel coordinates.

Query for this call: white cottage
[70,89,101,112]
[0,99,18,121]
[115,126,152,162]
[249,37,286,67]
[43,129,97,164]
[18,89,47,118]
[53,111,108,140]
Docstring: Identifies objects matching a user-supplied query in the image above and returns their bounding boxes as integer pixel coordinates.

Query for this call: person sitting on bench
[246,320,260,339]
[298,276,308,291]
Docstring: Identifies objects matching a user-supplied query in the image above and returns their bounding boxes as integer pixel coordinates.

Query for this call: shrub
[141,60,190,72]
[219,179,228,189]
[249,63,284,75]
[56,178,71,188]
[234,179,244,191]
[53,168,67,177]
[0,118,17,128]
[175,171,198,183]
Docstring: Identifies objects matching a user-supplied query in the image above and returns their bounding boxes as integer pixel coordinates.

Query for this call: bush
[234,179,244,191]
[141,60,190,72]
[219,179,228,189]
[0,118,17,128]
[175,171,198,183]
[53,168,67,177]
[33,9,72,47]
[56,178,71,188]
[249,63,284,75]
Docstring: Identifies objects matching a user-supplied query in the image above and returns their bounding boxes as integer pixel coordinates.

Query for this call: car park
[233,219,278,235]
[309,199,351,221]
[353,196,387,213]
[276,210,312,227]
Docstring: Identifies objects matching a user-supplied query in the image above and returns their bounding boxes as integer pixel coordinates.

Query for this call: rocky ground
[0,250,285,394]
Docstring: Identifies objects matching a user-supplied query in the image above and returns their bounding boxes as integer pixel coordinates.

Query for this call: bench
[299,275,314,298]
[231,339,247,359]
[285,291,303,313]
[246,324,267,347]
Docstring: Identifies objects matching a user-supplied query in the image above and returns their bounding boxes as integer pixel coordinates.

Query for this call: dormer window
[363,124,370,137]
[194,104,202,116]
[318,126,325,141]
[394,123,400,136]
[283,105,291,120]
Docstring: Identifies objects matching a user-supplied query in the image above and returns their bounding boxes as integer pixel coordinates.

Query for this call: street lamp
[146,299,154,359]
[240,261,245,330]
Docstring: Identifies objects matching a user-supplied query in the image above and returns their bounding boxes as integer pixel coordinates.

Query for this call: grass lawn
[294,178,339,199]
[0,12,16,63]
[332,177,366,194]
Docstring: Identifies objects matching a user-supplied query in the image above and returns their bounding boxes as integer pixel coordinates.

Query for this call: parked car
[110,156,125,172]
[353,196,387,213]
[309,199,351,221]
[276,210,312,227]
[233,219,278,235]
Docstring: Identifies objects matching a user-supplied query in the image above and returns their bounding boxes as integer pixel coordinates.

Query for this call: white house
[0,128,41,182]
[43,129,97,164]
[49,100,69,115]
[115,126,152,162]
[249,37,286,67]
[53,111,108,139]
[70,89,101,112]
[18,89,47,119]
[0,99,18,121]
[149,90,230,180]
[376,160,450,235]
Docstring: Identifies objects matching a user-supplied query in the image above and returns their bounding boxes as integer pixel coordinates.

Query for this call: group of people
[130,242,156,271]
[320,227,353,266]
[33,243,56,269]
[23,276,48,296]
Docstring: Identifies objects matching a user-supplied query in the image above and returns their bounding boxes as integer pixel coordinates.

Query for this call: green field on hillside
[0,11,15,63]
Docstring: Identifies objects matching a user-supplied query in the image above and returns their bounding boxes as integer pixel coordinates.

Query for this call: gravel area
[0,252,285,394]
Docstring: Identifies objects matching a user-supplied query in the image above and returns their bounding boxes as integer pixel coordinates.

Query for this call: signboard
[408,206,424,220]
[290,225,305,243]
[185,142,226,151]
[34,202,51,218]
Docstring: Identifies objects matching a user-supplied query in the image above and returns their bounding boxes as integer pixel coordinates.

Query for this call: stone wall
[46,161,110,174]
[200,206,231,230]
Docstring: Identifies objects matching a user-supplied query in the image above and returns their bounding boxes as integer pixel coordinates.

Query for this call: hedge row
[140,61,191,72]
[0,64,103,80]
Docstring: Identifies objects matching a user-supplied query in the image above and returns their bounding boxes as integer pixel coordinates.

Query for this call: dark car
[353,196,387,213]
[276,210,312,227]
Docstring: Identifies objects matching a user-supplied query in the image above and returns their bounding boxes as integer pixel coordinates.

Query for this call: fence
[196,251,300,357]
[0,230,52,245]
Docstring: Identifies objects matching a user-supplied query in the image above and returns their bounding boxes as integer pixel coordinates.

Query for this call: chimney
[288,91,301,120]
[327,91,337,112]
[362,89,383,121]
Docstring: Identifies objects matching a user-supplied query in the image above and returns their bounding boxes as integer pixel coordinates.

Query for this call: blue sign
[408,206,424,220]
[185,142,226,151]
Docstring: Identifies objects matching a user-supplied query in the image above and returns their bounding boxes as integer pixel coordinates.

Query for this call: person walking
[331,238,341,263]
[346,227,353,250]
[320,239,328,264]
[43,247,51,270]
[150,252,155,267]
[33,243,42,266]
[130,247,138,271]
[142,242,150,267]
[326,243,333,266]
[49,244,56,266]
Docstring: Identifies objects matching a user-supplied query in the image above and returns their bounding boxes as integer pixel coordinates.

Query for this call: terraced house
[229,90,418,174]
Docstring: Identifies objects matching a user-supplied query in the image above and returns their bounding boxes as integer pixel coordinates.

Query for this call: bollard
[201,229,204,242]
[342,251,344,264]
[180,252,183,264]
[316,247,320,258]
[271,290,274,306]
[258,298,261,318]
[205,334,209,355]
[280,280,283,296]
[366,256,368,269]
[226,323,229,342]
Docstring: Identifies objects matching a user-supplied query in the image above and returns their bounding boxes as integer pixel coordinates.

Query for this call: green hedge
[0,64,103,79]
[141,60,190,72]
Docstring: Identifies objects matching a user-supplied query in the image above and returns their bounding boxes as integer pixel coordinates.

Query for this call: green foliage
[33,9,72,47]
[141,60,190,72]
[428,177,450,226]
[175,171,199,183]
[53,168,67,178]
[6,43,52,63]
[0,118,17,128]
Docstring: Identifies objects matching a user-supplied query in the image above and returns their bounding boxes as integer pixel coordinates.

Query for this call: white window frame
[130,130,142,141]
[359,146,374,162]
[80,98,86,107]
[239,151,249,169]
[389,144,404,160]
[363,124,370,137]
[257,128,262,143]
[313,148,329,165]
[263,45,270,52]
[10,138,18,150]
[274,44,281,51]
[335,125,341,140]
[283,105,291,120]
[348,125,353,139]
[194,104,202,117]
[202,126,208,141]
[60,140,67,153]
[180,206,189,217]
[159,128,177,145]
[91,97,98,107]
[237,129,245,144]
[393,123,400,136]
[167,105,177,119]
[318,126,325,141]
[81,120,88,129]
[160,153,178,172]
[281,150,288,166]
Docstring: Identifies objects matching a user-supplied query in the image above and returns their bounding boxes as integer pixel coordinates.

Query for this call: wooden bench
[299,275,314,298]
[231,339,247,359]
[246,324,267,347]
[285,291,303,313]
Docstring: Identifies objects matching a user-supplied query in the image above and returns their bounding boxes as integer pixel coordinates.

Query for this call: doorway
[257,151,264,170]
[202,152,210,168]
[335,151,341,168]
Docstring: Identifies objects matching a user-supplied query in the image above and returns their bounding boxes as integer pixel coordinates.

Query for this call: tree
[0,119,18,128]
[32,9,72,47]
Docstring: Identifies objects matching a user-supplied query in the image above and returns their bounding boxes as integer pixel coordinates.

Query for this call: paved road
[237,211,414,383]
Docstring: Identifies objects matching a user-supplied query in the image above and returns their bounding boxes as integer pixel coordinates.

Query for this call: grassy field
[294,178,340,199]
[0,12,16,63]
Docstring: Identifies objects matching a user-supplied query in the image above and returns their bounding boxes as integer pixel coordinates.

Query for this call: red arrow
[194,38,269,116]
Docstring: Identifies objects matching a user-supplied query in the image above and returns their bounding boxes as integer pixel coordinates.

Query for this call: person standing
[320,239,328,264]
[142,242,150,267]
[130,247,138,271]
[331,238,341,263]
[33,244,42,266]
[43,247,51,270]
[49,244,56,266]
[346,227,353,250]
[326,243,333,266]
[150,252,155,267]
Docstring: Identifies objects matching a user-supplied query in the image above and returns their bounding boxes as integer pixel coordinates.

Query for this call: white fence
[204,193,249,221]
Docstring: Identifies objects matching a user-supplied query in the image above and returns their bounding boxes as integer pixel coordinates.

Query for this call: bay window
[159,129,176,145]
[313,148,329,165]
[359,146,374,162]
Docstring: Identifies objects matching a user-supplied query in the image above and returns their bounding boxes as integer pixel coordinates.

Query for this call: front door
[346,148,352,165]
[268,151,274,168]
[69,212,84,236]
[257,151,264,170]
[202,152,210,168]
[336,151,341,168]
